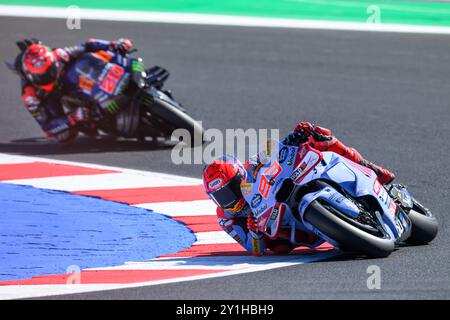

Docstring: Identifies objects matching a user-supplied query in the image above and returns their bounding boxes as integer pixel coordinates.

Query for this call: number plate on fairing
[244,141,294,220]
[98,64,126,95]
[244,141,324,226]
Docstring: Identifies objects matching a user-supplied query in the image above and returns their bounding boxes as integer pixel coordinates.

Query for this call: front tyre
[405,199,438,245]
[142,97,205,147]
[304,200,395,258]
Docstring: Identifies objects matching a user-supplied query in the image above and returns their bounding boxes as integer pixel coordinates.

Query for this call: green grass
[1,0,450,26]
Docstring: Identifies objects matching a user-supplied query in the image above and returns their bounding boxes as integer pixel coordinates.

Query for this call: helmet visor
[209,175,243,210]
[28,62,58,86]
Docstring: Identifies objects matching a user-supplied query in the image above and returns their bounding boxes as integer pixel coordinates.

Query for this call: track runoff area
[0,1,449,300]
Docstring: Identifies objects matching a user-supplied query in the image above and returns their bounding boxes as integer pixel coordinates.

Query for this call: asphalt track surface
[0,16,449,299]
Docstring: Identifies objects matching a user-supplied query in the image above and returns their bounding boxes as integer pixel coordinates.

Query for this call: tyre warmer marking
[0,153,336,299]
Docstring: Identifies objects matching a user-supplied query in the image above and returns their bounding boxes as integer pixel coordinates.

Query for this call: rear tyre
[304,200,395,258]
[405,200,438,245]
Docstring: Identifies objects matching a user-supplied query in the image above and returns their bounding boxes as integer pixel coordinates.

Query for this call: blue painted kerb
[0,183,196,281]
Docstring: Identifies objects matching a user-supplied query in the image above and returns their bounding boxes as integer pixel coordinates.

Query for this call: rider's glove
[68,106,91,126]
[294,121,333,142]
[294,121,314,135]
[111,38,133,54]
[68,106,98,138]
[293,121,315,141]
[247,215,263,240]
[44,118,77,144]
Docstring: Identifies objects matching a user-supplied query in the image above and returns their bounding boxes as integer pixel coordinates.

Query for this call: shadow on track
[0,136,176,156]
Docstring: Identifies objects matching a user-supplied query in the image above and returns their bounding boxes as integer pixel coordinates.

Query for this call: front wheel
[404,199,438,245]
[304,200,395,258]
[141,96,205,147]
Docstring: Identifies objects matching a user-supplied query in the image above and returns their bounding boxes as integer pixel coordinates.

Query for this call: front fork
[280,202,329,247]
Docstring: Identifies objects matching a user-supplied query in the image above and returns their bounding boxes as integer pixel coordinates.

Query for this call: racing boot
[359,159,396,185]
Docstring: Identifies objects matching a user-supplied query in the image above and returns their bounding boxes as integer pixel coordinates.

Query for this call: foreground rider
[9,38,133,144]
[202,122,396,256]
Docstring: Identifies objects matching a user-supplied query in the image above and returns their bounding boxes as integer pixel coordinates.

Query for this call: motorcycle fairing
[245,140,410,248]
[63,50,133,110]
[298,152,408,240]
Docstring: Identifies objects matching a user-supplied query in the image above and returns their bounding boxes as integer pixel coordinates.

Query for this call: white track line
[193,231,235,245]
[0,154,34,164]
[0,250,338,300]
[1,5,450,35]
[137,200,216,216]
[88,254,329,271]
[0,153,202,185]
[4,172,200,191]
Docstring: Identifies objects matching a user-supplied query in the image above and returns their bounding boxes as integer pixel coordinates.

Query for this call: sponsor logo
[278,146,288,163]
[395,218,404,235]
[251,193,262,208]
[218,218,233,228]
[389,201,397,216]
[79,76,95,93]
[401,191,413,207]
[232,234,243,244]
[251,237,262,255]
[131,59,145,73]
[300,162,307,171]
[291,159,309,181]
[403,192,410,202]
[329,192,345,204]
[258,161,282,199]
[254,203,268,216]
[241,182,253,195]
[115,73,130,95]
[266,139,276,157]
[291,168,303,181]
[105,100,120,114]
[240,205,253,217]
[374,180,392,210]
[269,178,283,196]
[99,63,125,95]
[286,149,296,165]
[269,206,279,221]
[208,178,222,190]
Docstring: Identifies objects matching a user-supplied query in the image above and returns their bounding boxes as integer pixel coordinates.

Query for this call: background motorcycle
[9,47,205,145]
[65,48,204,145]
[247,139,438,258]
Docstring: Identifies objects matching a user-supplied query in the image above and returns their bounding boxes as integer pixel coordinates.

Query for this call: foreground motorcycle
[247,139,438,258]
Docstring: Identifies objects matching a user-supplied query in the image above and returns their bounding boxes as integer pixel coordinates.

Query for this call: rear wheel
[405,199,438,245]
[304,200,395,258]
